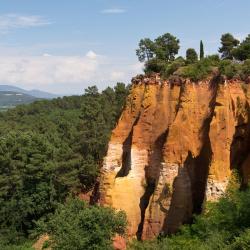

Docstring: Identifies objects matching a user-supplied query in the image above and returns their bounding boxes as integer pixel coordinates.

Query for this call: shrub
[35,198,127,250]
[241,59,250,79]
[186,48,198,64]
[219,60,241,79]
[144,58,166,74]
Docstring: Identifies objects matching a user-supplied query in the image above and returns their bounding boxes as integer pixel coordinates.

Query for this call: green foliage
[137,33,250,81]
[241,59,250,78]
[154,33,180,62]
[136,38,155,62]
[200,40,204,60]
[233,34,250,61]
[231,229,250,249]
[219,33,240,59]
[144,58,166,74]
[0,83,129,247]
[136,33,180,73]
[36,198,127,250]
[129,186,250,250]
[219,60,241,79]
[178,55,220,81]
[0,241,34,250]
[186,48,198,64]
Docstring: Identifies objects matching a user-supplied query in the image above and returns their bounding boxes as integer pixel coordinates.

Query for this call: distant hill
[0,85,58,99]
[0,91,38,110]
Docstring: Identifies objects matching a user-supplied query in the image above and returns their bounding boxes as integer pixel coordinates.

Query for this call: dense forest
[0,83,129,249]
[1,31,250,250]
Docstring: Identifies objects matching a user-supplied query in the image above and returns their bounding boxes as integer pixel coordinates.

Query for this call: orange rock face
[99,74,250,240]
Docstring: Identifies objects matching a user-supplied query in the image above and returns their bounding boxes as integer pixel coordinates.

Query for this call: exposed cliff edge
[98,73,250,240]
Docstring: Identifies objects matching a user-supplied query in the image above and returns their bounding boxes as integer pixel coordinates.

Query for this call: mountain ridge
[0,85,58,99]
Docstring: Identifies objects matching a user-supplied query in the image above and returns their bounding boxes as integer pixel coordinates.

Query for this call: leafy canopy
[0,83,129,246]
[35,198,127,250]
[186,48,198,64]
[218,33,240,59]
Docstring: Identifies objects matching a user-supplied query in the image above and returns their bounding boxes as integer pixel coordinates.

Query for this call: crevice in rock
[230,101,250,187]
[116,130,133,177]
[174,82,186,120]
[136,178,155,240]
[190,73,221,211]
[190,75,220,213]
[191,137,211,214]
[147,130,169,180]
[116,115,140,178]
[163,164,193,235]
[162,76,220,234]
[136,130,169,240]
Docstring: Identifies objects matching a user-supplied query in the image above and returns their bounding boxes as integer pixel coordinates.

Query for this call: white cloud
[0,51,99,91]
[101,8,126,14]
[0,44,143,94]
[110,71,125,81]
[0,14,51,33]
[86,50,97,59]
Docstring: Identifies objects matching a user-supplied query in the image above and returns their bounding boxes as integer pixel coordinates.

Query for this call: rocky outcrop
[99,74,250,240]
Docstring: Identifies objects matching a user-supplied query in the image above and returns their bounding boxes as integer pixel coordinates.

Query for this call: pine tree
[219,33,239,59]
[200,40,204,60]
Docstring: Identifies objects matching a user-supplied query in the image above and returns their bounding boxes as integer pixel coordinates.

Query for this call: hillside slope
[0,91,38,109]
[0,85,58,99]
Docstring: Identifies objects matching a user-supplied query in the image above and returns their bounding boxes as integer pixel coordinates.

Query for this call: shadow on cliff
[116,129,133,177]
[116,115,141,178]
[136,130,169,240]
[230,98,250,187]
[162,76,220,235]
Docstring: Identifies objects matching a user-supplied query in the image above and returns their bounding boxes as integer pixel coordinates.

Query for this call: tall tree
[232,34,250,61]
[154,33,180,62]
[186,48,198,64]
[136,38,155,62]
[200,40,204,60]
[219,33,239,59]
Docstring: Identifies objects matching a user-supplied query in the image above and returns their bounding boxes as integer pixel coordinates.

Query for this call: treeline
[136,33,250,81]
[0,83,129,248]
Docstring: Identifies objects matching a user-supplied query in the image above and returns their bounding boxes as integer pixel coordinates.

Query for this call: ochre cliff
[98,74,250,240]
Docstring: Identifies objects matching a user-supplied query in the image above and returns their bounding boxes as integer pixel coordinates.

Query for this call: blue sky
[0,0,249,94]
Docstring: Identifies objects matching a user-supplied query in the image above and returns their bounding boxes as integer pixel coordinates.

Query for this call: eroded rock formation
[99,74,250,240]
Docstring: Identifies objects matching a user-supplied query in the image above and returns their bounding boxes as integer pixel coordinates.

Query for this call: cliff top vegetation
[136,33,250,82]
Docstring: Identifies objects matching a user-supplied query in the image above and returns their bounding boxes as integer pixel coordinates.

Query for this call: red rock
[99,75,250,240]
[113,235,126,250]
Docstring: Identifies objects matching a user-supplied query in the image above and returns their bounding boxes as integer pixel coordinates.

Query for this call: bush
[178,58,214,81]
[231,229,250,249]
[35,198,127,250]
[241,59,250,79]
[164,57,186,77]
[144,58,166,74]
[186,48,198,64]
[219,60,241,79]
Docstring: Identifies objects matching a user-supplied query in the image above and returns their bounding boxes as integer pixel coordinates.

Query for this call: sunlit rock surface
[98,74,250,240]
